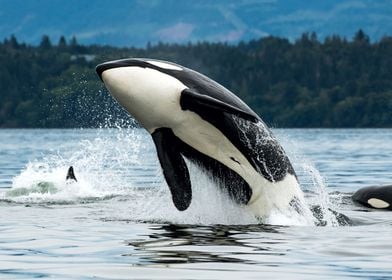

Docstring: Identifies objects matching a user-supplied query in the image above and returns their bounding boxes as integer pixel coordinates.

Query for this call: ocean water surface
[0,128,391,279]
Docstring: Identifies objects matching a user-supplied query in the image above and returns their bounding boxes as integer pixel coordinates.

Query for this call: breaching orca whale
[96,58,308,219]
[352,185,392,210]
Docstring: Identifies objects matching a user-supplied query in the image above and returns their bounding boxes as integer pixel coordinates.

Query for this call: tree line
[0,30,391,128]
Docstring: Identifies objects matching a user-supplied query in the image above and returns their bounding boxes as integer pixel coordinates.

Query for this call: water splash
[301,161,349,226]
[2,126,348,226]
[4,127,144,203]
[273,129,351,226]
[122,161,259,225]
[2,126,256,224]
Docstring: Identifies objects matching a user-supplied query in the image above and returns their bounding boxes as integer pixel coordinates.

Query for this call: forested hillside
[1,30,391,128]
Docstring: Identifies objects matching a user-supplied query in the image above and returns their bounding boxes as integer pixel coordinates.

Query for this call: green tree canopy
[0,31,391,128]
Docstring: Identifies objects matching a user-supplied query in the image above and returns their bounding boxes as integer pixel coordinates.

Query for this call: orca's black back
[352,185,392,209]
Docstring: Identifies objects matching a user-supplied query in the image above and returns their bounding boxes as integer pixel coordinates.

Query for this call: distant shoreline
[1,30,391,128]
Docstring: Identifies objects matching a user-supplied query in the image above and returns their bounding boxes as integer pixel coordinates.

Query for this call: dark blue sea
[0,128,391,279]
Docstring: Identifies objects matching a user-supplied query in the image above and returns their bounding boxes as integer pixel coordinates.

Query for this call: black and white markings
[96,58,308,218]
[352,185,392,210]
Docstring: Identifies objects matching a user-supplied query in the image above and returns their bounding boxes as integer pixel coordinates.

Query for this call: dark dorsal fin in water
[66,166,77,182]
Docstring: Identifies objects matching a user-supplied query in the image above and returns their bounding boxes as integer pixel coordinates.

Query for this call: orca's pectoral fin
[66,166,77,182]
[152,128,192,211]
[180,89,259,122]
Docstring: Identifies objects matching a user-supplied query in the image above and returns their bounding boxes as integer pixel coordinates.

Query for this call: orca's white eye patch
[368,198,390,208]
[147,60,183,71]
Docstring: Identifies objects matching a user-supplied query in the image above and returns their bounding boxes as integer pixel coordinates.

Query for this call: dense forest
[0,30,391,128]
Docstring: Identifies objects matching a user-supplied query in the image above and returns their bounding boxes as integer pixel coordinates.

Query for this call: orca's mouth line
[96,58,173,81]
[96,59,147,81]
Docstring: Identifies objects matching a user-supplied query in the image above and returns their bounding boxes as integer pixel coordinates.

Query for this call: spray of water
[301,162,341,226]
[3,124,347,226]
[5,126,143,203]
[277,130,349,226]
[134,160,259,225]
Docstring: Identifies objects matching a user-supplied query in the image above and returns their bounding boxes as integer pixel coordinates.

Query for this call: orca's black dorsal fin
[66,166,77,182]
[152,128,192,211]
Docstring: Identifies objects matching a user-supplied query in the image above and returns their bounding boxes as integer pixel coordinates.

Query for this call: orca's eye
[230,157,241,165]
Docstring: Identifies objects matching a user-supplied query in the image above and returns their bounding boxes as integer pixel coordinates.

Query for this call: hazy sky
[0,0,391,46]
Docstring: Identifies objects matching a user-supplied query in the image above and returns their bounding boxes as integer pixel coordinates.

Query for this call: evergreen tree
[39,35,52,49]
[58,36,67,48]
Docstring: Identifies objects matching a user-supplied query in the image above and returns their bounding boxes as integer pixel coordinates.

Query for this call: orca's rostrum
[96,58,309,219]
